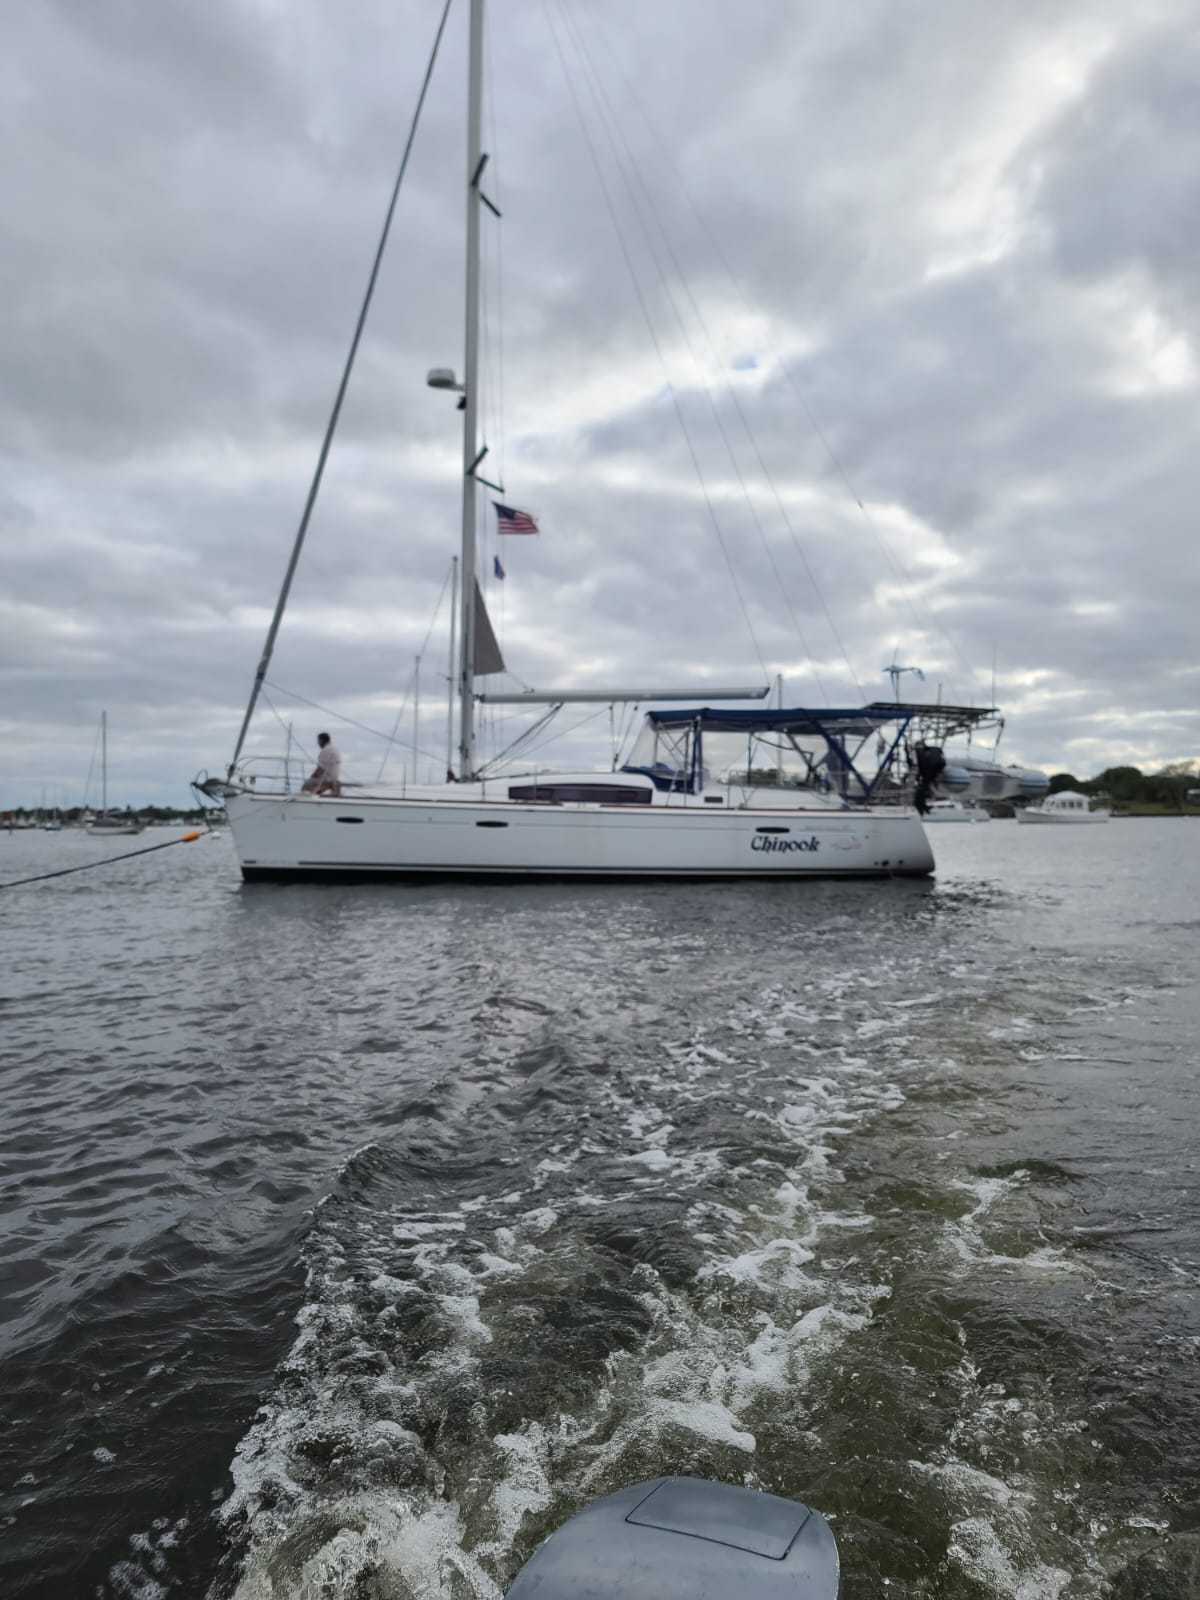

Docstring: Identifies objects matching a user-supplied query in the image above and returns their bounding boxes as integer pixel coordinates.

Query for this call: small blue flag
[493,555,506,580]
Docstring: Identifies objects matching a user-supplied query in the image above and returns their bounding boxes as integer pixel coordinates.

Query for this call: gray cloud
[3,0,1197,809]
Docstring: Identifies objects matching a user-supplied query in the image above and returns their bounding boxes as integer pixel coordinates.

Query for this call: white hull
[87,820,146,837]
[1017,810,1110,825]
[1018,790,1109,825]
[223,789,934,882]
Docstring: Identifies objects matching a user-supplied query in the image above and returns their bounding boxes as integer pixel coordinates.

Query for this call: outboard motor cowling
[505,1476,839,1599]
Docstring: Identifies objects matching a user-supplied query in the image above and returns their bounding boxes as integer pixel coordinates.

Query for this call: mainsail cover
[473,581,505,677]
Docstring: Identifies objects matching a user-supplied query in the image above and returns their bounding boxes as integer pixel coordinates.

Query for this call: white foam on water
[941,1172,1083,1278]
[625,1106,669,1140]
[946,1515,1072,1600]
[623,1144,726,1183]
[475,1426,556,1561]
[108,1569,168,1600]
[232,1495,503,1600]
[909,1455,1102,1599]
[625,1146,673,1169]
[215,969,954,1597]
[700,1237,818,1294]
[911,1457,1031,1512]
[474,1251,523,1278]
[533,1154,576,1177]
[107,1515,190,1600]
[393,1219,467,1240]
[645,1395,756,1453]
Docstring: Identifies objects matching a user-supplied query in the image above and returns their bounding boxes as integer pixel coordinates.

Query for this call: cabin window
[507,783,651,805]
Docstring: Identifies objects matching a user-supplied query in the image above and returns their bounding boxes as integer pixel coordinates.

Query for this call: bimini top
[644,706,905,737]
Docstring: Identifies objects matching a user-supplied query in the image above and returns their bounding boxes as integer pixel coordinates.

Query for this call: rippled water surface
[1,821,1197,1598]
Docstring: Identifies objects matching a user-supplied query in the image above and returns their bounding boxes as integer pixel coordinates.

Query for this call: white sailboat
[199,0,933,884]
[87,712,145,837]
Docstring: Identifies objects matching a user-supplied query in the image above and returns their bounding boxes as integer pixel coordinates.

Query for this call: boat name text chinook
[751,834,821,853]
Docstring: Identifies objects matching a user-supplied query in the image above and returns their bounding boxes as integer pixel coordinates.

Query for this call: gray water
[0,821,1197,1598]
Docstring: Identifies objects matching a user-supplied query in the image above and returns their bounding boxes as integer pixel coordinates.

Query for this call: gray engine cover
[505,1476,839,1599]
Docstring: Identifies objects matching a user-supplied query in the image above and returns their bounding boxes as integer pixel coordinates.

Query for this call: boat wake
[212,983,918,1598]
[201,943,1163,1600]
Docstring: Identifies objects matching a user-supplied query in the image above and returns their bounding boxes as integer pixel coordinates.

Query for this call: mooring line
[0,831,202,890]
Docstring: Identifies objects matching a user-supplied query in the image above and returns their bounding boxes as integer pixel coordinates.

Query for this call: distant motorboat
[924,798,991,824]
[1018,790,1110,825]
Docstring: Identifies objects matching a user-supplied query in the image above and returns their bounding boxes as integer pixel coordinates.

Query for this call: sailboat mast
[447,554,458,777]
[457,0,485,781]
[101,710,108,814]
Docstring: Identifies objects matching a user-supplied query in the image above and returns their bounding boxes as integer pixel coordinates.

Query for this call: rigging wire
[475,704,564,777]
[377,559,454,779]
[262,680,447,771]
[498,703,612,771]
[557,3,851,703]
[261,687,313,778]
[543,0,771,685]
[227,0,455,772]
[81,716,103,812]
[572,5,972,693]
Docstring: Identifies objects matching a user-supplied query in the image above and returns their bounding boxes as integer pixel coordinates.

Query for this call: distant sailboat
[38,786,62,831]
[87,713,145,837]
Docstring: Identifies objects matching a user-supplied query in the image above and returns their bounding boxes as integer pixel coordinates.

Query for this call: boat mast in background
[413,653,421,786]
[446,554,458,777]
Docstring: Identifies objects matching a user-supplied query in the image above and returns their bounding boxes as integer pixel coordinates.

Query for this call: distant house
[1187,788,1200,805]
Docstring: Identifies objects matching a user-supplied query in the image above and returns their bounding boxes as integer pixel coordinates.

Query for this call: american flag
[493,502,539,535]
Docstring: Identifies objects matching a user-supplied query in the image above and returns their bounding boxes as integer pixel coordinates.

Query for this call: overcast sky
[3,0,1197,809]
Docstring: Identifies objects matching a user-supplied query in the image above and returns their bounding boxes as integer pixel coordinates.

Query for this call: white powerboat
[923,798,991,823]
[1018,790,1110,824]
[198,0,933,885]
